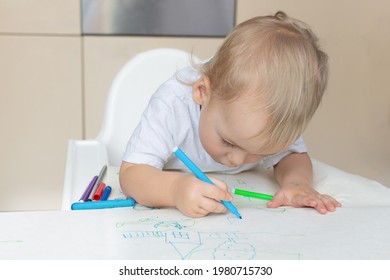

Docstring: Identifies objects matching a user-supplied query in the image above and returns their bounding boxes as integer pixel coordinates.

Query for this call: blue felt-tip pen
[173,147,242,219]
[100,186,112,201]
[71,198,135,210]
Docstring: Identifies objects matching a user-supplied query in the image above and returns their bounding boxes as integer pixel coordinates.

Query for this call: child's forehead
[221,95,268,120]
[217,99,291,154]
[220,102,268,139]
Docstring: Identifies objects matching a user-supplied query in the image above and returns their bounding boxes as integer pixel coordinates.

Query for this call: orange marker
[93,182,106,201]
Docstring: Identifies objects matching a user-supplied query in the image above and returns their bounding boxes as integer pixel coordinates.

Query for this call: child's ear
[192,75,211,105]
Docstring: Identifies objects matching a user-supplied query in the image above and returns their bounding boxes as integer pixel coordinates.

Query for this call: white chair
[62,48,198,210]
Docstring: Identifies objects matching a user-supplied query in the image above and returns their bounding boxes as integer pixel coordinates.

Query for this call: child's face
[198,97,281,168]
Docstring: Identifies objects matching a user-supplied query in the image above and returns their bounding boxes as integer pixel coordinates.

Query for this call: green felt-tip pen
[234,188,274,201]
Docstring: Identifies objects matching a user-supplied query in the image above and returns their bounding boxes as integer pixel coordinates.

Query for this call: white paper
[1,160,389,259]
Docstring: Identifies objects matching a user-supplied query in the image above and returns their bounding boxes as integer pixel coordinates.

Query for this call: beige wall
[0,0,82,211]
[0,0,388,211]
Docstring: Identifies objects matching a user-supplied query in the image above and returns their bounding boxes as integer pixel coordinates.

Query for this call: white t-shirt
[122,66,307,174]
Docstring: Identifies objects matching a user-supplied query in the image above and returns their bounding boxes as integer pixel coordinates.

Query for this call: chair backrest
[96,48,197,166]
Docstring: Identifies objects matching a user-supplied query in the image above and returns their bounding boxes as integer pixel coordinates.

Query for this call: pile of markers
[71,165,135,210]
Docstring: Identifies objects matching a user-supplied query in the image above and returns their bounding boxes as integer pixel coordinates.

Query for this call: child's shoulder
[152,65,200,104]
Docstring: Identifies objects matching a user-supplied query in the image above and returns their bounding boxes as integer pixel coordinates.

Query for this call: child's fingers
[199,180,232,202]
[321,195,341,211]
[322,194,342,208]
[311,200,327,214]
[300,196,339,214]
[290,195,327,214]
[196,178,232,214]
[191,207,210,218]
[300,196,318,208]
[208,176,229,192]
[267,195,286,208]
[199,198,228,214]
[267,189,341,215]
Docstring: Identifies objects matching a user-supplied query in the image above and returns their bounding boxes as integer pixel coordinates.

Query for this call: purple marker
[79,175,98,202]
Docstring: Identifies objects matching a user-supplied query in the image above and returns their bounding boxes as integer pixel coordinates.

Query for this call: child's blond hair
[199,11,328,152]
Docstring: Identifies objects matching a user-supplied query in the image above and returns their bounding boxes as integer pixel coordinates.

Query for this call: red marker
[93,182,106,201]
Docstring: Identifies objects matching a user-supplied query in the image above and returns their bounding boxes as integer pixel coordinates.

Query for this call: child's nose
[229,151,261,167]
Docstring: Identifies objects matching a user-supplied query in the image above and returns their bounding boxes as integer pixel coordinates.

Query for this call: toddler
[120,11,341,217]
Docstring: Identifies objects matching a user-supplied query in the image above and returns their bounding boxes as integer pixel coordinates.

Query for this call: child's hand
[267,182,341,214]
[172,174,233,218]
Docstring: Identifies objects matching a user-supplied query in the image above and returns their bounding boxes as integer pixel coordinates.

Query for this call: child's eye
[221,138,235,147]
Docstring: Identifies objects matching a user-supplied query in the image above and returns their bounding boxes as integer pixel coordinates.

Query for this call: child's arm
[119,162,233,217]
[268,152,341,214]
